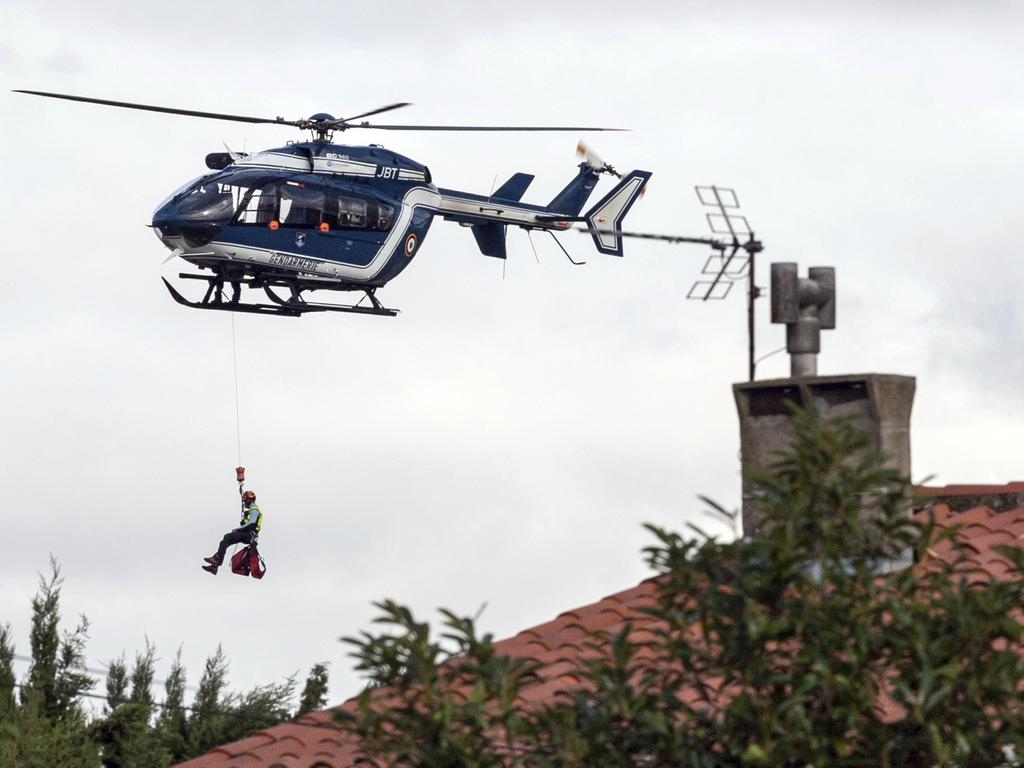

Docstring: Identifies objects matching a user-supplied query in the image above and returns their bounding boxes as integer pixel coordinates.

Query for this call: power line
[12,654,199,693]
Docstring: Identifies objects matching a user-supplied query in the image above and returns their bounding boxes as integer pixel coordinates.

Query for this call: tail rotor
[576,140,621,178]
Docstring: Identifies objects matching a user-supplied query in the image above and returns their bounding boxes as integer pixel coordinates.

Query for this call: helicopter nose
[152,201,182,238]
[152,203,221,248]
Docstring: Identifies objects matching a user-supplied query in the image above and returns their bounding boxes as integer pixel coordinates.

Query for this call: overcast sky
[2,1,1022,711]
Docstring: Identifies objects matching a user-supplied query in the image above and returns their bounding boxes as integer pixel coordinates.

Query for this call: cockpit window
[176,173,269,224]
[331,195,395,231]
[235,183,278,225]
[280,184,326,227]
[176,184,235,221]
[176,174,396,231]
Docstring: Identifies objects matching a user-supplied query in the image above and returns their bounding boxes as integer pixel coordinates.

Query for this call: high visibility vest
[242,503,263,532]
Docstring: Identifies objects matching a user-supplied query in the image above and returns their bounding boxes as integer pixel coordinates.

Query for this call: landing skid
[162,272,399,318]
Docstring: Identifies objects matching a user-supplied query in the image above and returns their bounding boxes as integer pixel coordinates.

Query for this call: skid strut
[162,271,399,317]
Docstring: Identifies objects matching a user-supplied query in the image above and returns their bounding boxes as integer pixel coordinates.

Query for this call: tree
[338,410,1024,766]
[95,641,167,768]
[129,641,157,709]
[297,663,330,716]
[13,559,97,768]
[0,624,17,766]
[218,676,297,746]
[105,656,128,712]
[4,561,305,767]
[339,602,540,767]
[185,645,231,756]
[154,648,188,762]
[180,645,300,759]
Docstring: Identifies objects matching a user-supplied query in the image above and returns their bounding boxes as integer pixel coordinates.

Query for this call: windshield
[153,174,210,217]
[172,172,270,223]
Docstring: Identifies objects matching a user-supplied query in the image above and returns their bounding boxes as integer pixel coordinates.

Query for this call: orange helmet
[242,490,256,503]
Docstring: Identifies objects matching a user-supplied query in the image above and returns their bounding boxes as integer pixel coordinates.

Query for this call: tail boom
[436,168,651,259]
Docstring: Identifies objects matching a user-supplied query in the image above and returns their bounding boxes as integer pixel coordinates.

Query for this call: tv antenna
[577,185,765,381]
[688,186,764,382]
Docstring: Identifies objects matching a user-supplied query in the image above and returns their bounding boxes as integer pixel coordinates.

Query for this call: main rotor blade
[12,90,298,127]
[354,123,627,132]
[338,102,412,123]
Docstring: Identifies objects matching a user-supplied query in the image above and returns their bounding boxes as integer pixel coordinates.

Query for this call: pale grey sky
[2,0,1022,708]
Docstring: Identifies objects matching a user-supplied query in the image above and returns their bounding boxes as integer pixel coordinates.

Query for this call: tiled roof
[916,482,1024,513]
[176,495,1024,768]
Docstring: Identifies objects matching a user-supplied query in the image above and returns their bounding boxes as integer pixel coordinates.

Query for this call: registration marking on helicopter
[268,253,323,272]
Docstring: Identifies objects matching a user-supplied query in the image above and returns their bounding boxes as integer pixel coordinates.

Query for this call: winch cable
[230,314,245,564]
[231,314,243,467]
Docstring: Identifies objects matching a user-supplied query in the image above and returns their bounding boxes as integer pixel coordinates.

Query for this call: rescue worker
[202,490,262,574]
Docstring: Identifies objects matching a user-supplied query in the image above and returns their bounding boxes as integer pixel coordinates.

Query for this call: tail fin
[584,170,651,256]
[491,172,534,202]
[548,164,601,217]
[471,223,507,259]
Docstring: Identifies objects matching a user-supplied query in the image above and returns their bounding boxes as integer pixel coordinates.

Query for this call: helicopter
[15,90,652,317]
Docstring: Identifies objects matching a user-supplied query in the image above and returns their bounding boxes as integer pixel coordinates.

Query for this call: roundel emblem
[404,233,418,257]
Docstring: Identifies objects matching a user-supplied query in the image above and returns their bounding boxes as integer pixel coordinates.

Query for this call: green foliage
[338,410,1024,766]
[337,600,541,767]
[184,646,230,755]
[94,642,167,767]
[15,699,97,768]
[297,662,330,716]
[0,625,17,766]
[3,565,308,767]
[219,675,298,745]
[129,641,157,708]
[24,564,60,711]
[0,625,16,725]
[105,656,128,712]
[154,649,188,762]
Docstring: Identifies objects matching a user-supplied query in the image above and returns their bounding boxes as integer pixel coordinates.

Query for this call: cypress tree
[297,662,329,716]
[155,648,188,762]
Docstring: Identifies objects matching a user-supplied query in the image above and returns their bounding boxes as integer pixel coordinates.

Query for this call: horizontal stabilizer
[584,170,652,256]
[491,172,534,202]
[471,222,507,259]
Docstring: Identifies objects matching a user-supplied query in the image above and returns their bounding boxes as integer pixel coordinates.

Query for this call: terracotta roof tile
[176,489,1024,768]
[944,506,994,527]
[984,508,1024,531]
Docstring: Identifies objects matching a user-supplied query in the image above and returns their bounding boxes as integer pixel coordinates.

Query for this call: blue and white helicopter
[16,90,651,317]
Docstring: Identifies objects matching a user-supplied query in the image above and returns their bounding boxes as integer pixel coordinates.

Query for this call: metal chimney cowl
[732,374,916,569]
[771,263,836,378]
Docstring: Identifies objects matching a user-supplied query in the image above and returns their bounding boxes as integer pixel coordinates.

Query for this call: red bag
[229,544,266,579]
[230,546,251,576]
[249,546,266,580]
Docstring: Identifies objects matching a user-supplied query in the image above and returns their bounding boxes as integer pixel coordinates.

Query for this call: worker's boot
[204,554,222,566]
[202,563,219,575]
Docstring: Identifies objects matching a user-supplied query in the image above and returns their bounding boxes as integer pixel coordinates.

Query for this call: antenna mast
[687,186,764,381]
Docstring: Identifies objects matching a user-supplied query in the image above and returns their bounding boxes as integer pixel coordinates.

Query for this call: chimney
[733,262,916,561]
